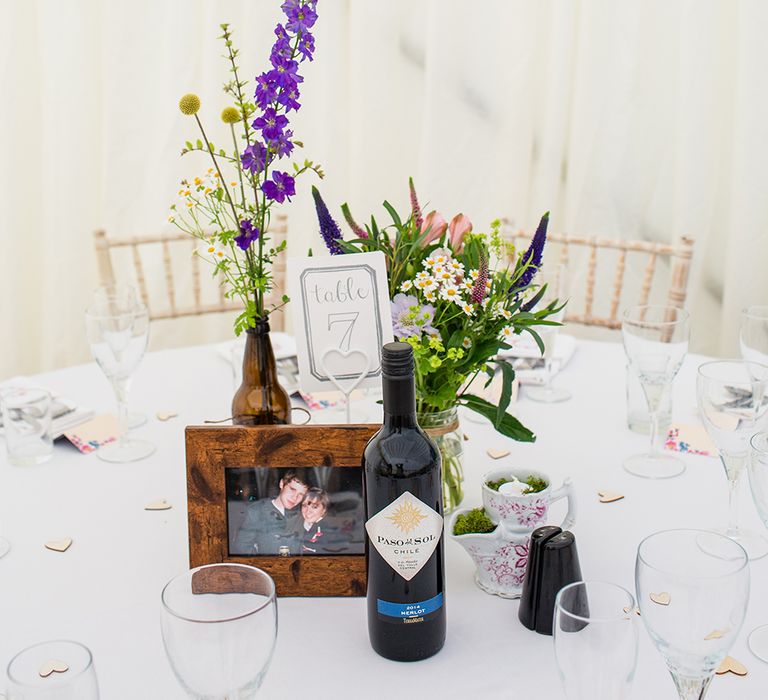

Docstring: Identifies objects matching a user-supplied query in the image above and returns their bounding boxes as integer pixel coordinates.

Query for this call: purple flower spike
[409,177,423,230]
[509,211,549,294]
[235,220,260,251]
[312,186,344,255]
[262,171,296,203]
[471,255,488,304]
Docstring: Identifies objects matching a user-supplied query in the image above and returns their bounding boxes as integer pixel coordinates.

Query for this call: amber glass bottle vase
[232,318,291,425]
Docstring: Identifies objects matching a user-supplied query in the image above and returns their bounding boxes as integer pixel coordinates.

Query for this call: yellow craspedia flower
[178,93,201,116]
[221,106,240,124]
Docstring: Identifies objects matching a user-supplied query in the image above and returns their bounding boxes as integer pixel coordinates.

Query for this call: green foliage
[486,475,548,494]
[453,508,496,535]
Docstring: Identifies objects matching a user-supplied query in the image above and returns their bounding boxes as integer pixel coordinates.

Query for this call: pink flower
[420,210,447,244]
[448,213,472,253]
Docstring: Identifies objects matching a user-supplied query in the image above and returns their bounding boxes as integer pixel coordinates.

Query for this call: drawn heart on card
[39,659,69,678]
[320,348,372,396]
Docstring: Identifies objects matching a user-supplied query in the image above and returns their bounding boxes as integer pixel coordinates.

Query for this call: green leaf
[382,200,402,228]
[196,139,203,149]
[219,149,226,157]
[185,141,194,150]
[522,327,545,355]
[461,395,536,442]
[495,360,515,424]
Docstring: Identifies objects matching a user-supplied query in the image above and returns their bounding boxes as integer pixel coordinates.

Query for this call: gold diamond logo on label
[366,491,443,581]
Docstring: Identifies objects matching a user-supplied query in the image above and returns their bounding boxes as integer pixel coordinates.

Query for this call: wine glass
[636,529,749,700]
[747,431,768,661]
[85,298,155,462]
[553,581,638,699]
[526,264,571,403]
[91,284,148,429]
[622,305,690,479]
[161,563,277,699]
[740,305,768,366]
[697,360,768,559]
[6,640,99,699]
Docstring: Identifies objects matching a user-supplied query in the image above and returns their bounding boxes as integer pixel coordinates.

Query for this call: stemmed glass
[161,563,277,699]
[527,264,571,403]
[91,284,148,429]
[697,360,768,559]
[85,297,155,462]
[6,640,99,699]
[553,581,638,699]
[636,529,749,700]
[740,305,768,365]
[747,431,768,661]
[622,306,690,479]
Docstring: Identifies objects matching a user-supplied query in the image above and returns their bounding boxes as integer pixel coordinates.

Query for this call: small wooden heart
[156,411,178,421]
[704,629,728,640]
[716,655,747,676]
[487,449,510,460]
[145,499,172,511]
[622,606,641,616]
[39,659,69,678]
[44,538,73,553]
[598,490,624,503]
[649,591,671,606]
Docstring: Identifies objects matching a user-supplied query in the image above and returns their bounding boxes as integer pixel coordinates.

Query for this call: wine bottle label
[377,592,443,624]
[365,491,443,581]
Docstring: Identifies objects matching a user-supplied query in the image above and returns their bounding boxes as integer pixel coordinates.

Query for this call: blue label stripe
[377,593,443,619]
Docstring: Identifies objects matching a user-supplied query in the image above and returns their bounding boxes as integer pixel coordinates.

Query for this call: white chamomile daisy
[201,241,227,262]
[480,298,490,309]
[416,278,437,293]
[461,279,474,292]
[485,279,492,290]
[440,285,461,302]
[469,269,480,280]
[501,326,514,340]
[462,337,473,349]
[416,271,430,281]
[461,302,474,316]
[448,260,464,275]
[434,253,449,266]
[436,269,454,283]
[400,280,414,292]
[424,291,436,302]
[500,308,512,320]
[423,256,437,268]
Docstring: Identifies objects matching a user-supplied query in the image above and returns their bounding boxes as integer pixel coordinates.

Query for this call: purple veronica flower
[235,220,260,251]
[252,108,289,141]
[409,177,423,230]
[471,255,489,304]
[312,186,343,255]
[269,57,303,88]
[509,211,549,294]
[297,31,315,62]
[268,129,294,158]
[391,294,438,339]
[254,72,278,110]
[262,171,296,203]
[283,1,318,33]
[241,141,267,173]
[277,83,301,112]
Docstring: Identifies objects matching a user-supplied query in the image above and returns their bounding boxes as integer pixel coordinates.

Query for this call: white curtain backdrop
[2,0,767,378]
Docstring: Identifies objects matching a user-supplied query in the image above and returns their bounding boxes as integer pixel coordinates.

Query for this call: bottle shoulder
[364,425,441,475]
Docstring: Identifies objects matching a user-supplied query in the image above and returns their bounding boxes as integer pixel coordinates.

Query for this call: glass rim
[751,431,768,456]
[697,358,768,380]
[85,302,149,320]
[554,580,636,623]
[637,528,749,579]
[621,304,690,326]
[742,305,768,320]
[6,639,93,688]
[161,563,276,624]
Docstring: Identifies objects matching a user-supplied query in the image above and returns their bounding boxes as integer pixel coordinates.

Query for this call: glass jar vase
[418,406,464,513]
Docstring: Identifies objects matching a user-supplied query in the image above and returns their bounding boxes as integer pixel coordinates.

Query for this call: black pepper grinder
[518,526,582,635]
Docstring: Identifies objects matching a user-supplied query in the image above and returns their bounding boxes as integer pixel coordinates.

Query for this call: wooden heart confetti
[44,538,72,553]
[622,606,641,616]
[145,499,172,511]
[487,449,510,460]
[39,659,69,678]
[649,591,671,606]
[716,656,747,676]
[598,490,624,503]
[704,629,728,640]
[156,411,178,421]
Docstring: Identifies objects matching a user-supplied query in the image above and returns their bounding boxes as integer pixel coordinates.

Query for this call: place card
[665,423,717,457]
[63,415,120,454]
[288,251,393,393]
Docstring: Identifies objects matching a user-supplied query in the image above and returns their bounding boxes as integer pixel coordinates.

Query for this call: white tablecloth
[1,339,767,699]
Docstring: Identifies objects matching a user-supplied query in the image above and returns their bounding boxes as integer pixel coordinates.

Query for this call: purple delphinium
[262,171,296,203]
[235,220,260,250]
[241,142,267,174]
[298,31,315,61]
[409,177,423,230]
[391,294,438,339]
[509,211,549,294]
[269,129,294,158]
[252,108,289,141]
[471,255,488,304]
[283,0,318,33]
[277,83,301,112]
[312,186,343,255]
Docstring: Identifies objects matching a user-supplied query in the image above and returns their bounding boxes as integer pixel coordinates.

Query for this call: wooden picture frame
[185,424,377,597]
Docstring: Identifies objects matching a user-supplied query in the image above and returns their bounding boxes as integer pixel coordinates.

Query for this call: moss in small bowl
[453,507,495,535]
[486,475,548,495]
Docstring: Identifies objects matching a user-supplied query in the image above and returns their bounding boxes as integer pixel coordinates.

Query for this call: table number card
[288,251,393,393]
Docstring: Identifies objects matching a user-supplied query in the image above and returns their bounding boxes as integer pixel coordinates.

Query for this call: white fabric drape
[2,0,766,378]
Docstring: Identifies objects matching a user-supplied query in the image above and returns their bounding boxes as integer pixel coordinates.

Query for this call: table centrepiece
[171,2,324,425]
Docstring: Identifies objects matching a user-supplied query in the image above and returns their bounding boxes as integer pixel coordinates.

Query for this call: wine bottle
[363,341,446,661]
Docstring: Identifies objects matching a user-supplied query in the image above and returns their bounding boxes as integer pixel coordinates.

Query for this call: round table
[1,339,766,699]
